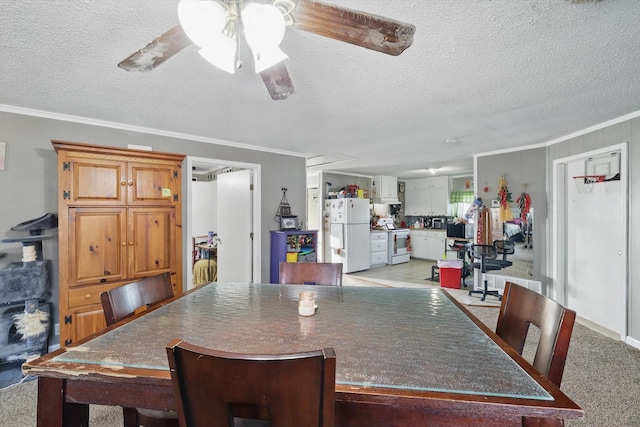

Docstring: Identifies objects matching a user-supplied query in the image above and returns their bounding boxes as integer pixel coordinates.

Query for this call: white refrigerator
[329,198,371,273]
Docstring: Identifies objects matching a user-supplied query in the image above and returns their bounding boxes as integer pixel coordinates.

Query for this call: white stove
[377,218,411,264]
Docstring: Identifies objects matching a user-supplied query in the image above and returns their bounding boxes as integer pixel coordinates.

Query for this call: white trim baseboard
[626,336,640,350]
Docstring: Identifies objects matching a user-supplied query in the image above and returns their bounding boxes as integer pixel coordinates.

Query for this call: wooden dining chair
[166,339,336,427]
[496,281,576,388]
[101,272,175,325]
[278,262,343,286]
[100,272,179,427]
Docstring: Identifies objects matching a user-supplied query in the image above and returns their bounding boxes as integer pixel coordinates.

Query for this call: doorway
[552,143,628,340]
[185,157,262,288]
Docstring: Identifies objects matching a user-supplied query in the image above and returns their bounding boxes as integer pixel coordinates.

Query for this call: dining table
[23,282,583,426]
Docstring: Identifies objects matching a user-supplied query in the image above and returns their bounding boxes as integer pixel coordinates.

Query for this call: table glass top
[54,283,551,400]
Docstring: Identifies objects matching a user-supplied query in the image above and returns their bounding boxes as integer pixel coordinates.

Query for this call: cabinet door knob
[121,242,127,246]
[128,181,134,186]
[121,181,126,186]
[129,241,134,246]
[85,293,92,299]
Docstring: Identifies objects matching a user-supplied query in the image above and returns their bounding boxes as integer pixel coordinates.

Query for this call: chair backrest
[469,244,497,261]
[279,262,343,286]
[101,272,174,326]
[166,339,336,427]
[493,240,515,260]
[496,281,576,387]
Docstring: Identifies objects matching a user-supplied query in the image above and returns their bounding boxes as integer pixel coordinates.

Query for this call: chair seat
[487,260,513,268]
[471,262,502,272]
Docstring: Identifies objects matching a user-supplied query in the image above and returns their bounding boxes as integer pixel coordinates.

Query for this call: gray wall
[0,111,307,341]
[476,147,546,283]
[477,116,639,342]
[546,116,639,342]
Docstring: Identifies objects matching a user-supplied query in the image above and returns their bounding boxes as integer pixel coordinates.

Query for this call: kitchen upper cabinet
[404,177,449,215]
[53,140,184,346]
[373,175,398,202]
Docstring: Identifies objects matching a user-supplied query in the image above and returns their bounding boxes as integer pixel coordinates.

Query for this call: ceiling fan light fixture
[252,47,288,73]
[178,0,227,48]
[242,2,288,73]
[199,37,237,74]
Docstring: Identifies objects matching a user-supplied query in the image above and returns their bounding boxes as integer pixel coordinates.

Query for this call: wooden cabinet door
[128,207,175,279]
[128,162,178,206]
[66,158,127,206]
[68,207,128,286]
[68,306,107,345]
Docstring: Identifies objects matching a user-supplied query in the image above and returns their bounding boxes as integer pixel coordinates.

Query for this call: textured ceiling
[1,0,639,179]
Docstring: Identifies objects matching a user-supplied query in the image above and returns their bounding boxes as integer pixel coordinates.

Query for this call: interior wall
[476,147,546,283]
[547,116,639,343]
[0,110,307,342]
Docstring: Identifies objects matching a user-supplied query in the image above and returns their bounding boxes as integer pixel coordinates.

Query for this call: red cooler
[437,259,464,289]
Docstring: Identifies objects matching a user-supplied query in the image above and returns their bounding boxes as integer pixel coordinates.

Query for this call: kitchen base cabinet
[370,231,388,267]
[410,231,429,259]
[410,230,446,261]
[54,140,184,346]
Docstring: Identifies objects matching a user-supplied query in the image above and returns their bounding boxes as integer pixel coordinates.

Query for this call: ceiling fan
[118,0,415,100]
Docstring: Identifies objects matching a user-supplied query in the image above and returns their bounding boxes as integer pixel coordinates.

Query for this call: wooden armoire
[52,141,184,346]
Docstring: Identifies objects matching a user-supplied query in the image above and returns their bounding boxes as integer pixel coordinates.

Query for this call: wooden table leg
[37,377,89,427]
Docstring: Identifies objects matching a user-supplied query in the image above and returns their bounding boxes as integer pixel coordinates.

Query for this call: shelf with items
[269,230,318,283]
[192,235,217,268]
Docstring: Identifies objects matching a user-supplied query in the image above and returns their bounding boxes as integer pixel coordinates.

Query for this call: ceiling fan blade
[118,25,192,72]
[290,0,415,56]
[260,63,295,100]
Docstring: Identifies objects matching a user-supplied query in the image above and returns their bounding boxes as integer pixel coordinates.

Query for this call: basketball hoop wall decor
[573,175,605,193]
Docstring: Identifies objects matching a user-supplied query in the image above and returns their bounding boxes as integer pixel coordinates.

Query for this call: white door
[307,188,319,230]
[563,151,626,337]
[217,169,253,283]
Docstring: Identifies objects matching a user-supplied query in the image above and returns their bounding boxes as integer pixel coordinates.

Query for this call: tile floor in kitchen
[342,258,502,307]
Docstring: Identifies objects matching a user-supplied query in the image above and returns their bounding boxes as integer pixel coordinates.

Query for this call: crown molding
[0,104,306,158]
